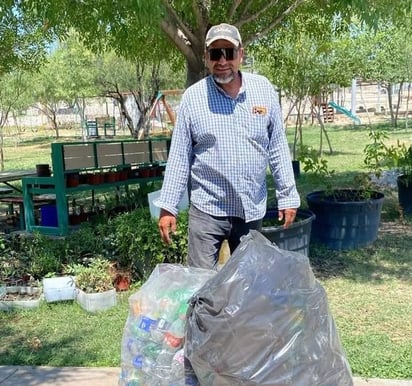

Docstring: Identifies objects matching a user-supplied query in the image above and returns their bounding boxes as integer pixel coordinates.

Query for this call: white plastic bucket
[148,189,189,218]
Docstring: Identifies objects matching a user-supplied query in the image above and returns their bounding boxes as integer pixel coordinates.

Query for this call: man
[156,23,300,269]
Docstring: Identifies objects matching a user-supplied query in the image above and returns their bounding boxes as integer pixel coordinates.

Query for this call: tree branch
[239,0,253,20]
[161,0,200,47]
[160,19,198,63]
[239,0,306,45]
[228,0,243,20]
[192,0,210,40]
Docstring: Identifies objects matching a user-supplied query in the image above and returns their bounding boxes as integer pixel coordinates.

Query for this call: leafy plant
[364,129,412,181]
[364,128,412,185]
[299,143,381,201]
[67,257,114,293]
[64,223,107,260]
[298,145,335,178]
[0,233,67,281]
[104,207,188,282]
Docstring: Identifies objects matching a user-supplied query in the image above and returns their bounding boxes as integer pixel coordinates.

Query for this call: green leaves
[68,257,114,293]
[104,207,188,281]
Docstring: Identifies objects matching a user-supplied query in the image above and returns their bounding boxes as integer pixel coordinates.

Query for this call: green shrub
[0,233,67,280]
[0,206,189,284]
[105,207,188,282]
[67,257,114,293]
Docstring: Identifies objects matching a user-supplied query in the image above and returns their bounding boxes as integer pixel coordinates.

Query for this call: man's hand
[158,209,177,245]
[278,208,298,228]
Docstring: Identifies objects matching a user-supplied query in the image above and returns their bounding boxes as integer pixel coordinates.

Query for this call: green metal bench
[86,116,116,137]
[22,138,170,236]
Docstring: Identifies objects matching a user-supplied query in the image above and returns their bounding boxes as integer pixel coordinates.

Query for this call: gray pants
[187,205,262,269]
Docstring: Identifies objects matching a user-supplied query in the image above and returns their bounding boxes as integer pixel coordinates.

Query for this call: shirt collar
[209,71,245,99]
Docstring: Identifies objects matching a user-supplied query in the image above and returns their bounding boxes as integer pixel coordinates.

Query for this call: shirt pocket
[245,113,270,146]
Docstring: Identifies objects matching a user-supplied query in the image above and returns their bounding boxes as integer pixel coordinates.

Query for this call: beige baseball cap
[205,23,242,48]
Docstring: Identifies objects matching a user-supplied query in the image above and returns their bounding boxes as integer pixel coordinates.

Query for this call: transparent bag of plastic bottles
[119,263,215,386]
[186,230,354,386]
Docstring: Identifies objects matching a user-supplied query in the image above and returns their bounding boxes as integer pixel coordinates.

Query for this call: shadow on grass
[0,295,129,367]
[0,312,101,367]
[295,167,411,284]
[309,220,412,283]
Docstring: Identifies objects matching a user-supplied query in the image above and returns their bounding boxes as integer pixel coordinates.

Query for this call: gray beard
[213,72,235,85]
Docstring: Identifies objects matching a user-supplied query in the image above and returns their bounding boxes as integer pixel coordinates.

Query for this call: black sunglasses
[208,48,238,61]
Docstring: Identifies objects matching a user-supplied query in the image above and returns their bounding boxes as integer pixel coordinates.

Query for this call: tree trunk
[314,104,333,154]
[393,81,404,128]
[386,83,396,127]
[50,108,60,138]
[186,57,208,87]
[0,130,4,171]
[116,95,134,136]
[405,83,411,129]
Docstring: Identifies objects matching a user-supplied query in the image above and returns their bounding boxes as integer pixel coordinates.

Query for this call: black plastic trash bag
[186,230,353,386]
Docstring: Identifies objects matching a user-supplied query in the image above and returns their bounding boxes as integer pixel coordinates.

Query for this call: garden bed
[0,286,43,310]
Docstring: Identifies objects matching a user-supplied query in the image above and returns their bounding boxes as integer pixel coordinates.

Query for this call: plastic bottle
[135,314,158,341]
[119,366,146,386]
[142,341,162,360]
[154,312,186,383]
[141,355,156,375]
[131,294,159,341]
[132,354,144,370]
[126,369,147,386]
[150,294,178,342]
[164,316,185,350]
[154,347,175,383]
[170,348,185,380]
[126,337,143,357]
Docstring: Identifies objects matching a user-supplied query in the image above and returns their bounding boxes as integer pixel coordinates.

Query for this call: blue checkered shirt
[155,72,300,221]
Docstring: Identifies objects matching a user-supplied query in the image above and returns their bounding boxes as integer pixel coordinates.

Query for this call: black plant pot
[292,160,301,178]
[397,175,412,215]
[261,208,315,257]
[36,164,51,177]
[306,189,384,250]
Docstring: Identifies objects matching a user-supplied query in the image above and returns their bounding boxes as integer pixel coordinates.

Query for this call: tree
[30,34,99,138]
[354,24,412,127]
[94,52,184,137]
[251,14,356,156]
[0,71,31,169]
[0,1,57,76]
[17,0,412,86]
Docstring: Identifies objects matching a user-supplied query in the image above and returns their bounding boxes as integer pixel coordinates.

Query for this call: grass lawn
[0,123,411,379]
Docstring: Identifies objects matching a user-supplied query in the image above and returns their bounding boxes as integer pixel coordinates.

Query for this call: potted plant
[364,129,412,215]
[67,257,117,312]
[303,151,384,250]
[395,144,412,215]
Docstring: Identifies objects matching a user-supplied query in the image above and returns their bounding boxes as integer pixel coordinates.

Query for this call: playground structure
[145,89,182,138]
[328,101,361,125]
[284,81,411,126]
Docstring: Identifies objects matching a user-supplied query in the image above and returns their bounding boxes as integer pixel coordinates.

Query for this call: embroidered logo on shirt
[252,106,267,115]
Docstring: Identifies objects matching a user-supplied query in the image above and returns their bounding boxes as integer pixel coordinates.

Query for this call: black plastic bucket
[397,175,412,215]
[36,164,51,177]
[261,208,315,257]
[306,190,384,250]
